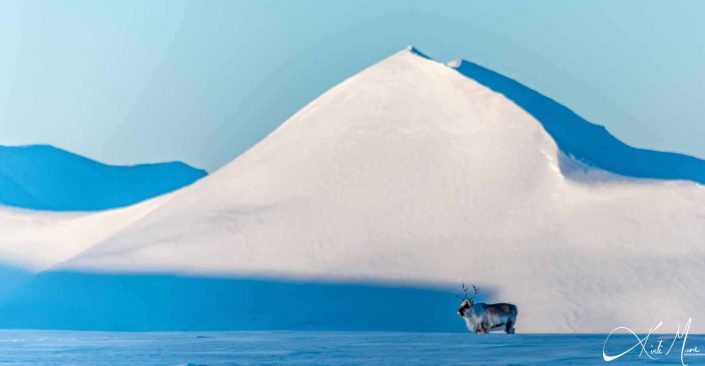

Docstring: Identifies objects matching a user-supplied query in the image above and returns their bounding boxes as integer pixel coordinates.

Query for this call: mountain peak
[404,45,430,59]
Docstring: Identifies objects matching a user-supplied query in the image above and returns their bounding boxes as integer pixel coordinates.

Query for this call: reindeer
[456,284,518,334]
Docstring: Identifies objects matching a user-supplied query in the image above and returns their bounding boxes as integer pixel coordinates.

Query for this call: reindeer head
[456,283,479,317]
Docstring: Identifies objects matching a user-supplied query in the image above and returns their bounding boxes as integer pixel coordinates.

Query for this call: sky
[1,0,704,172]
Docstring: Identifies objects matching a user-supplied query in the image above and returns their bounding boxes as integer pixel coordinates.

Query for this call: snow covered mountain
[0,47,703,333]
[0,144,206,211]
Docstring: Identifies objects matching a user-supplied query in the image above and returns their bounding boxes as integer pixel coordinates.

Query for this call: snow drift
[0,47,704,333]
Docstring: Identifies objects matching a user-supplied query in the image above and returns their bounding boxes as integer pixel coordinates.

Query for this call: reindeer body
[456,284,518,334]
[459,301,518,334]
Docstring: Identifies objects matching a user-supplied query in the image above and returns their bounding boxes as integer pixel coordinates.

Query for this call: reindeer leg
[481,321,490,334]
[506,314,517,334]
[505,320,515,334]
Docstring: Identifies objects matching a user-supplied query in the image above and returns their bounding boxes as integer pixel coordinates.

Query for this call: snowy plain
[0,330,701,365]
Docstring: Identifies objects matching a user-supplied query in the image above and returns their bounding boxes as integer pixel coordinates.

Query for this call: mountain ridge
[447,58,705,185]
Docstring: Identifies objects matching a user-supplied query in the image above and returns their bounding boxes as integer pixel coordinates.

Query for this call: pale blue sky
[1,0,703,171]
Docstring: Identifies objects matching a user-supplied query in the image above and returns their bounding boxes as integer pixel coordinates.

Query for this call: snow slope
[0,195,169,269]
[1,48,704,333]
[0,145,205,210]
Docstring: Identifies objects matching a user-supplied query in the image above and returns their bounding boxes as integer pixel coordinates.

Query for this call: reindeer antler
[457,283,470,300]
[470,284,479,300]
[457,283,481,301]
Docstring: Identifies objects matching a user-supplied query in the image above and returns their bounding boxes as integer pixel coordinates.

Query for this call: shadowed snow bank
[0,271,497,331]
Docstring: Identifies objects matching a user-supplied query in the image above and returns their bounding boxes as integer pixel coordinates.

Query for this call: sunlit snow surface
[0,331,701,365]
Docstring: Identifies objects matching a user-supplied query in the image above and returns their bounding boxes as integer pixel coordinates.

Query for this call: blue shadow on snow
[0,271,485,332]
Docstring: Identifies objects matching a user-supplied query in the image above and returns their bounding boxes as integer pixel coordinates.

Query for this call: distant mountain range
[0,144,206,211]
